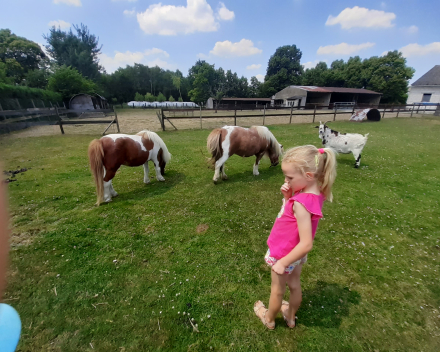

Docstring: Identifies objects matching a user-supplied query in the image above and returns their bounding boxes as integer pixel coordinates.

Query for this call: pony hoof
[144,180,151,184]
[221,175,228,180]
[157,177,165,182]
[104,198,112,203]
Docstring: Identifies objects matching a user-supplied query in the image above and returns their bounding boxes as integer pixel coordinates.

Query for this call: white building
[407,65,440,104]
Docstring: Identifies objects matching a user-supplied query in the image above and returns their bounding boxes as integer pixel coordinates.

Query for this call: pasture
[0,117,439,351]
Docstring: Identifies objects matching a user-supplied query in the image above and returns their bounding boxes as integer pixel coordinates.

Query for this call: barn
[69,94,109,110]
[406,65,440,105]
[273,86,382,108]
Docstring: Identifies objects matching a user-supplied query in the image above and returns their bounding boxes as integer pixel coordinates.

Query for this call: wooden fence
[0,106,119,135]
[157,103,440,131]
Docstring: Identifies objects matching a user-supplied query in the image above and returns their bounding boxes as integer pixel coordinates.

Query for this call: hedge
[0,83,62,102]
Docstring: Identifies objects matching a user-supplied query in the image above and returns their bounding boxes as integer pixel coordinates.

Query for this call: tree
[0,29,46,84]
[188,60,218,104]
[134,92,144,101]
[47,65,96,100]
[171,71,183,100]
[168,95,175,102]
[157,92,166,102]
[178,96,183,102]
[301,62,329,86]
[249,76,262,98]
[365,51,414,103]
[265,45,303,94]
[44,23,102,80]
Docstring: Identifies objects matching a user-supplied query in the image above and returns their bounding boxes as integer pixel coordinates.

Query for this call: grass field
[1,117,439,351]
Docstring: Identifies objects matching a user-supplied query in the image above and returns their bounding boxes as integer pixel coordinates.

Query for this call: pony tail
[319,148,337,202]
[207,128,223,165]
[88,139,105,206]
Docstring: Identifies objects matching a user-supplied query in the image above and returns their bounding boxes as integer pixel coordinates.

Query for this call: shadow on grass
[296,280,361,328]
[208,164,283,185]
[109,170,186,203]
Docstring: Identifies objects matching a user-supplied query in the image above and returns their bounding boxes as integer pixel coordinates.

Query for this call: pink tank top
[267,192,325,259]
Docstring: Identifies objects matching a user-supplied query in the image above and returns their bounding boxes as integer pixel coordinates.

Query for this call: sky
[1,0,439,84]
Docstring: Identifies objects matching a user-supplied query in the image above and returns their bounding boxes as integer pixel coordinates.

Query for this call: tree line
[0,25,414,106]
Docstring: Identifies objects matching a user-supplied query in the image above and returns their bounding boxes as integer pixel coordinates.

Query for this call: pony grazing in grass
[207,125,283,182]
[88,130,171,205]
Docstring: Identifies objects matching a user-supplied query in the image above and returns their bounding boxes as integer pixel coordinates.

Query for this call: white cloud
[405,25,418,34]
[112,0,137,2]
[48,20,71,29]
[137,0,219,35]
[210,39,262,57]
[246,64,261,70]
[99,48,170,73]
[398,42,440,57]
[326,6,395,29]
[217,2,234,21]
[123,8,136,16]
[255,74,264,82]
[53,0,82,6]
[317,42,375,55]
[302,60,320,70]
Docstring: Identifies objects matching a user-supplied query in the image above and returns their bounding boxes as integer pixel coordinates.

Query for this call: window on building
[422,93,432,102]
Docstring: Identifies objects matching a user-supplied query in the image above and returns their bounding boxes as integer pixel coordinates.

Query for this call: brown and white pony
[88,130,171,205]
[207,125,283,182]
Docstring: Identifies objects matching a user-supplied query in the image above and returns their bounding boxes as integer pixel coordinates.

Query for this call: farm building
[273,86,382,108]
[206,97,272,109]
[69,94,109,110]
[406,65,440,105]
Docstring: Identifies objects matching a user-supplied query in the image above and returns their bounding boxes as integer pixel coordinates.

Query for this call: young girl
[254,145,337,329]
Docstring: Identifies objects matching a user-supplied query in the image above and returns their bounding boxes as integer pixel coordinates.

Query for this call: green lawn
[1,117,439,351]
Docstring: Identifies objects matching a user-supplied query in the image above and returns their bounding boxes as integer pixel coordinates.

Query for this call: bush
[157,92,166,102]
[168,95,175,102]
[134,92,144,101]
[145,93,155,102]
[178,96,183,102]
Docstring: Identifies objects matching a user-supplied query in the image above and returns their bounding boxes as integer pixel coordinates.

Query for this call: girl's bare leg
[284,263,303,321]
[264,270,289,323]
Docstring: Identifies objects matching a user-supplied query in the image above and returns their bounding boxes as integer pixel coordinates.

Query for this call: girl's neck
[300,182,321,195]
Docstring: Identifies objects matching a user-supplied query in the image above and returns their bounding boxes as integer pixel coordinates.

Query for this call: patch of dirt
[3,167,29,183]
[196,224,209,234]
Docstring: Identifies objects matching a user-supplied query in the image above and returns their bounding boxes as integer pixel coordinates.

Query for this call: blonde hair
[282,145,337,201]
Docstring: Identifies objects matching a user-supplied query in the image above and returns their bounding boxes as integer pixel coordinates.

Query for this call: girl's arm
[272,202,313,274]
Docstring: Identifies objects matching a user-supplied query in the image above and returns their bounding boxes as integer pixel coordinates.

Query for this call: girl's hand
[280,182,292,200]
[272,261,286,275]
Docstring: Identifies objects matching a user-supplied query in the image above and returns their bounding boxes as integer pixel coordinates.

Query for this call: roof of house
[412,65,440,86]
[291,86,381,95]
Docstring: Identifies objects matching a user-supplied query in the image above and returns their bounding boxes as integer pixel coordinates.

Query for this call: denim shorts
[264,248,307,274]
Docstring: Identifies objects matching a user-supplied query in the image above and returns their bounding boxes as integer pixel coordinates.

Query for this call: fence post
[312,104,317,123]
[160,108,165,131]
[15,99,22,110]
[410,104,415,117]
[263,106,266,125]
[382,105,386,119]
[289,105,293,124]
[351,104,356,118]
[333,106,337,121]
[423,104,426,114]
[31,99,36,108]
[396,106,400,118]
[200,106,202,129]
[234,108,237,126]
[0,102,3,111]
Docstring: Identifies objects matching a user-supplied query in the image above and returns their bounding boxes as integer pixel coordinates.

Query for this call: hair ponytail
[317,148,337,202]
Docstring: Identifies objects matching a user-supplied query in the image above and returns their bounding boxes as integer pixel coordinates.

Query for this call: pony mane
[250,126,282,157]
[138,130,171,163]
